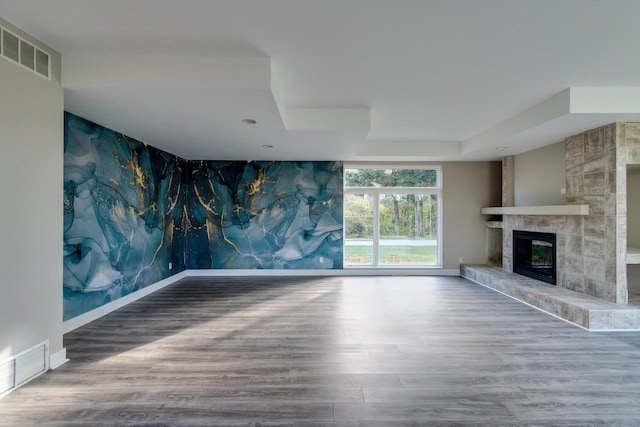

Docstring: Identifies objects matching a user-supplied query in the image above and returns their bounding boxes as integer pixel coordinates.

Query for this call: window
[344,166,442,267]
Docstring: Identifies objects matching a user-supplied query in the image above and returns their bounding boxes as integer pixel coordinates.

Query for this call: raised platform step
[461,264,640,331]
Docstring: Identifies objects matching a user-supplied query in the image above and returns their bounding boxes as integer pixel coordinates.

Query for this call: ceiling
[2,0,640,161]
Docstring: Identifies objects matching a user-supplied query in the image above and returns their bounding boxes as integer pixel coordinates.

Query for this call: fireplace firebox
[513,230,556,285]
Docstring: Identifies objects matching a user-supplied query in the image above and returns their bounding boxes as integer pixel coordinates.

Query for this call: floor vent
[0,341,48,396]
[0,25,50,79]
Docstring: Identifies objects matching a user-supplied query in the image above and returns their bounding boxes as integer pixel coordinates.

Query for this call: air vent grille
[0,25,50,79]
[0,341,48,396]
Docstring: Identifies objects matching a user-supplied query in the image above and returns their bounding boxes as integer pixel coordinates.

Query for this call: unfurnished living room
[3,1,640,425]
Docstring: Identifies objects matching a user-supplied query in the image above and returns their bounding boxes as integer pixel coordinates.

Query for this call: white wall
[442,162,501,268]
[514,141,565,206]
[0,18,64,361]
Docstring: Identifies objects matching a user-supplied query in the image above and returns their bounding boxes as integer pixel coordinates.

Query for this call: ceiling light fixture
[496,146,509,152]
[242,118,257,125]
[262,144,274,149]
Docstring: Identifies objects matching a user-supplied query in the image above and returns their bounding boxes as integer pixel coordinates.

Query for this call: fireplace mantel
[480,205,589,216]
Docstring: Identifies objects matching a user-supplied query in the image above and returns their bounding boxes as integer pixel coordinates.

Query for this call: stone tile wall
[564,124,618,302]
[503,123,640,304]
[615,123,640,303]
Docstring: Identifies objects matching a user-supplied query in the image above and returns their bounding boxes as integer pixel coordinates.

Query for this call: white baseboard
[49,348,69,370]
[185,268,460,277]
[63,271,188,333]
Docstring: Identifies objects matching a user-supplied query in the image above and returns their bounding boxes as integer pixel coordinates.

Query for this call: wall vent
[0,341,48,396]
[0,25,50,80]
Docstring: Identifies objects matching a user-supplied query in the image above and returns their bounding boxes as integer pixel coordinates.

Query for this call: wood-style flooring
[2,276,640,426]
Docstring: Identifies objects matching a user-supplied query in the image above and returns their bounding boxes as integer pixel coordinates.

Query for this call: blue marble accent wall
[63,113,185,320]
[63,113,343,320]
[185,161,343,269]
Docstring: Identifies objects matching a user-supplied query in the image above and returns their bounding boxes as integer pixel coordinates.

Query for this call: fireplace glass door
[513,230,556,285]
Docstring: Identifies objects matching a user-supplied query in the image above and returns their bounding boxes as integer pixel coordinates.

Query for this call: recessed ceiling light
[262,144,274,149]
[242,118,257,125]
[496,146,509,152]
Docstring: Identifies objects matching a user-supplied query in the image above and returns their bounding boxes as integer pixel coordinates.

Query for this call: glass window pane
[379,193,437,265]
[345,168,437,187]
[344,193,374,265]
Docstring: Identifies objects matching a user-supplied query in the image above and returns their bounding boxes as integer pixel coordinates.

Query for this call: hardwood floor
[3,276,640,425]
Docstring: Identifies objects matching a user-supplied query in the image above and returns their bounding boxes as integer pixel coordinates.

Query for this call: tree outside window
[344,167,441,267]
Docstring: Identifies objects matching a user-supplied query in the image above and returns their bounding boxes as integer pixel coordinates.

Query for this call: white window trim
[343,165,443,268]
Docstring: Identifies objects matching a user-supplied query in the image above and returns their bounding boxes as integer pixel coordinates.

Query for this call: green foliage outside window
[344,169,438,239]
[345,168,437,188]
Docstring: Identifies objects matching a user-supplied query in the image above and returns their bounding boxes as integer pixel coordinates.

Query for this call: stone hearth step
[461,264,640,331]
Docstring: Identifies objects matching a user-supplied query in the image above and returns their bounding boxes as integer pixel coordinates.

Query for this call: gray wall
[514,141,565,206]
[627,166,640,248]
[0,18,64,360]
[627,166,640,293]
[442,162,502,268]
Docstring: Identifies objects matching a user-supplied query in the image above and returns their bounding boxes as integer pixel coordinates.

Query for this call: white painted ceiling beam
[461,87,640,158]
[356,140,461,159]
[62,55,272,89]
[282,108,370,132]
[461,89,571,156]
[569,87,640,114]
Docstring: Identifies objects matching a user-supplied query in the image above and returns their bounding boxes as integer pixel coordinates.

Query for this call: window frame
[343,165,443,268]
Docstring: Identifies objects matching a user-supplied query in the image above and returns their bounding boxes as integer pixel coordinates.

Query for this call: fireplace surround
[513,230,556,285]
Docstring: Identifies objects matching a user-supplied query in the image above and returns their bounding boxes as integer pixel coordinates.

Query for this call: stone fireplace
[497,122,640,304]
[462,123,640,329]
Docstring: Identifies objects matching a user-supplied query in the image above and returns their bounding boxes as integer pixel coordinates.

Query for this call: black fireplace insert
[513,230,556,285]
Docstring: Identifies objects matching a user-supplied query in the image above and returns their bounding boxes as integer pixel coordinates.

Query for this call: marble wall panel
[583,172,605,195]
[604,124,615,149]
[626,147,640,164]
[566,216,583,235]
[616,192,627,218]
[625,123,640,146]
[584,195,605,215]
[185,161,343,269]
[584,215,606,238]
[566,175,583,195]
[605,170,616,194]
[63,114,347,321]
[583,236,604,258]
[586,278,606,300]
[564,272,586,293]
[565,155,584,177]
[605,147,616,171]
[63,113,185,320]
[585,128,604,153]
[605,193,617,217]
[566,134,585,158]
[565,254,584,275]
[549,216,567,234]
[523,216,550,230]
[584,151,604,174]
[566,234,583,256]
[556,234,566,271]
[606,259,617,284]
[565,195,584,205]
